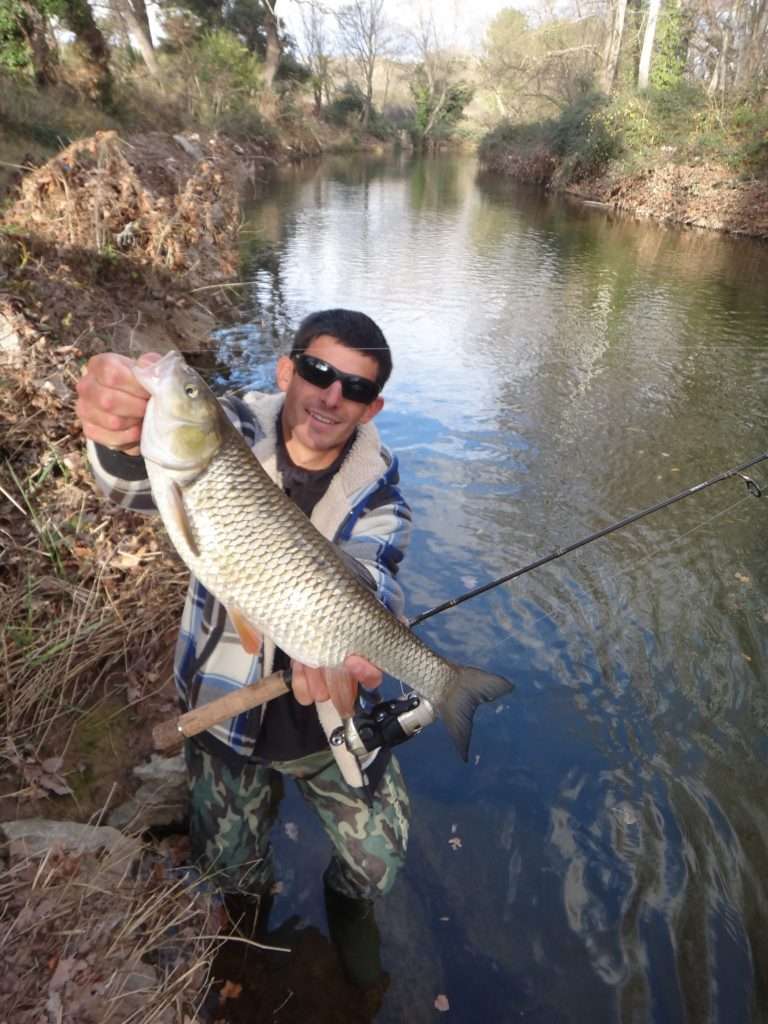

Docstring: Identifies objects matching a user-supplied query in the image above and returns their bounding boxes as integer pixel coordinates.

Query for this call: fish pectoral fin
[228,605,263,655]
[168,481,199,557]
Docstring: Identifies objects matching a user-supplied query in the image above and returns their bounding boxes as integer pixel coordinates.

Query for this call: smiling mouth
[307,409,340,426]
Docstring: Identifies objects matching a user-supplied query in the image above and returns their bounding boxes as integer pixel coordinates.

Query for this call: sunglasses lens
[342,378,378,403]
[298,356,334,388]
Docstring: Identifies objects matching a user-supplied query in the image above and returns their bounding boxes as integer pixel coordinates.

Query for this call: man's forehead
[304,335,379,380]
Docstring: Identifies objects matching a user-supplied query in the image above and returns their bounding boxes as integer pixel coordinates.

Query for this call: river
[214,153,768,1023]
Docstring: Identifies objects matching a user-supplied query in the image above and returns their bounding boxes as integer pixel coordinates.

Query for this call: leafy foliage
[322,81,366,126]
[0,0,61,77]
[547,91,624,177]
[649,0,689,91]
[409,68,473,143]
[166,29,265,133]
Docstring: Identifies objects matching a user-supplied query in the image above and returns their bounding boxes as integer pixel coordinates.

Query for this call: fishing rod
[408,450,768,629]
[153,451,768,763]
[340,452,768,761]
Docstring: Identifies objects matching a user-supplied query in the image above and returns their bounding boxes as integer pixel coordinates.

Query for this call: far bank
[478,89,768,241]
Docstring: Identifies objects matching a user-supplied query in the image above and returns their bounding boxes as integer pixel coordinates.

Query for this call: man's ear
[276,355,294,393]
[359,396,384,423]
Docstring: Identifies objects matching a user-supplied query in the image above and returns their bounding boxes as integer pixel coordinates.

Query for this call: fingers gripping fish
[134,352,512,761]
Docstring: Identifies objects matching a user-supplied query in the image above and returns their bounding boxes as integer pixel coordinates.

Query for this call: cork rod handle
[151,671,290,750]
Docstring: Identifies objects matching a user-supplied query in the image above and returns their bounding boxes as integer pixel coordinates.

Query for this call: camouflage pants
[185,741,410,901]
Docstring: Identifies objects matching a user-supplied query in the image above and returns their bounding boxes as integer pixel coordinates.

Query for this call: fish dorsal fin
[168,481,199,557]
[228,605,263,655]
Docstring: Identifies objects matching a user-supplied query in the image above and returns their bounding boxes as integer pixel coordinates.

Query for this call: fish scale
[150,420,452,691]
[137,352,512,760]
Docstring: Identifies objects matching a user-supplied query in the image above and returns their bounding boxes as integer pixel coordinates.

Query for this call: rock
[108,754,187,831]
[0,818,142,864]
[173,133,204,161]
[0,310,22,366]
[134,752,186,785]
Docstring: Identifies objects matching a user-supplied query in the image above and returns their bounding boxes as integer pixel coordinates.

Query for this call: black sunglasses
[293,353,381,405]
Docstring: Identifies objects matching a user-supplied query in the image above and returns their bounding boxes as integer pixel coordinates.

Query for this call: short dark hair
[290,308,392,389]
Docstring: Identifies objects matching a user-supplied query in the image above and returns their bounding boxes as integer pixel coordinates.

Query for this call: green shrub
[546,91,623,178]
[322,83,366,126]
[477,119,552,165]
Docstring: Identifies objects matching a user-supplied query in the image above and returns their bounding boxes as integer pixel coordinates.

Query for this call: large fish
[134,351,512,760]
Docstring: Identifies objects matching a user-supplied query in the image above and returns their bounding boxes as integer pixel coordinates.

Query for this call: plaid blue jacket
[86,390,412,757]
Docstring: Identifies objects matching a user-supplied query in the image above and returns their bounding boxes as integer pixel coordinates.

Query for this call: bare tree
[601,0,628,91]
[262,0,280,88]
[732,0,768,94]
[298,0,331,113]
[111,0,159,75]
[335,0,390,127]
[638,0,662,87]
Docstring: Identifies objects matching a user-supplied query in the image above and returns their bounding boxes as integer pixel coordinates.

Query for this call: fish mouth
[133,350,182,393]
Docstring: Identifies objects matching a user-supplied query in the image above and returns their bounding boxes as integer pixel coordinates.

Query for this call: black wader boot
[323,878,384,990]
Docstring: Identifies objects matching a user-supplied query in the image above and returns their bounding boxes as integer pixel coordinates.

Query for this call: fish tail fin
[441,666,513,762]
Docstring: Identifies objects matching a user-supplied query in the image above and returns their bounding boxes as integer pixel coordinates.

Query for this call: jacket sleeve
[85,395,260,512]
[337,460,413,620]
[85,440,156,512]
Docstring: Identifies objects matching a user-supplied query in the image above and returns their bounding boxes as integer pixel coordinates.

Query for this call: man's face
[276,335,384,456]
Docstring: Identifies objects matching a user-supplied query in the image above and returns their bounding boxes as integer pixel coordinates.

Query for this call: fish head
[133,351,224,477]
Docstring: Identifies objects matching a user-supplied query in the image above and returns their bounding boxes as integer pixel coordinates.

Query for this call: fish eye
[184,384,199,398]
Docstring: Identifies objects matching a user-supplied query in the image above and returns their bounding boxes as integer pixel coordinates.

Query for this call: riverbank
[480,151,768,240]
[572,162,768,239]
[477,92,768,241]
[0,129,267,1019]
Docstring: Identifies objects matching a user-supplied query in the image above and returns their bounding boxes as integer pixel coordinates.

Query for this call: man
[76,309,412,989]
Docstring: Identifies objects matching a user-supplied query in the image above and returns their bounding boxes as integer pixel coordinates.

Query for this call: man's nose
[322,380,344,407]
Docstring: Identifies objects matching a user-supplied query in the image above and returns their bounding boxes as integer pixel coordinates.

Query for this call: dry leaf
[735,573,751,584]
[434,993,450,1012]
[219,979,243,1003]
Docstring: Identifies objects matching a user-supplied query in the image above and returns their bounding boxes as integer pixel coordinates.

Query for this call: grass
[0,837,220,1022]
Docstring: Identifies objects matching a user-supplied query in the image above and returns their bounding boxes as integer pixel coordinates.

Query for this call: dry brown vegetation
[1,837,221,1023]
[0,129,261,1017]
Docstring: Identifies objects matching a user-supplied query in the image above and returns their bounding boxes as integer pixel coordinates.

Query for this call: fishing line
[409,452,768,629]
[481,488,757,664]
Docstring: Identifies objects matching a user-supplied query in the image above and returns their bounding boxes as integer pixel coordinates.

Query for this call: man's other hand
[291,656,383,718]
[76,351,162,455]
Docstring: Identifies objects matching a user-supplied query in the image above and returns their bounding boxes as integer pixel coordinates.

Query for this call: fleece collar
[242,390,387,540]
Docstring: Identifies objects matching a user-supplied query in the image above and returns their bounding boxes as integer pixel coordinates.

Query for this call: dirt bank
[0,129,275,366]
[566,162,768,239]
[482,147,768,240]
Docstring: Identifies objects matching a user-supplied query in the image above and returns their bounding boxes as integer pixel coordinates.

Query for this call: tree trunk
[638,0,662,89]
[363,71,373,127]
[733,0,768,94]
[114,0,159,75]
[601,0,628,93]
[60,0,113,108]
[707,27,728,99]
[263,2,281,89]
[18,0,59,87]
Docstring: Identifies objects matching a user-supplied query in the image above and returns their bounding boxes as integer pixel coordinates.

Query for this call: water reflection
[216,153,768,1023]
